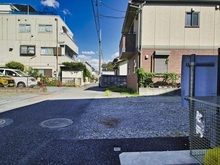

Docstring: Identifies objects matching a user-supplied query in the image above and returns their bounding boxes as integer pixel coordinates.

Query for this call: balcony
[119,34,136,59]
[59,33,78,55]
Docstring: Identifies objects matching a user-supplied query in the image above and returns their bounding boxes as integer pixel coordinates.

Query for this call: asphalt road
[0,85,190,165]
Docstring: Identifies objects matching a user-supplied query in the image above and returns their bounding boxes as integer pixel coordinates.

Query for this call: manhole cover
[0,118,13,128]
[39,118,73,128]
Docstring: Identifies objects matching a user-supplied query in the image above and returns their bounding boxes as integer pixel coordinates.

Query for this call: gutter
[131,1,146,68]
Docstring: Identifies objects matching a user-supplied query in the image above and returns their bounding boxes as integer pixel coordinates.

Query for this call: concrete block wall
[99,75,127,88]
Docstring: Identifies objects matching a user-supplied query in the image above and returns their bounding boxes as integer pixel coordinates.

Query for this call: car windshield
[16,70,29,76]
[0,72,5,77]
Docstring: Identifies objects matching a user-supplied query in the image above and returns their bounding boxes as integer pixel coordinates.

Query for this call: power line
[91,0,103,74]
[100,1,126,13]
[99,14,125,19]
[91,0,101,40]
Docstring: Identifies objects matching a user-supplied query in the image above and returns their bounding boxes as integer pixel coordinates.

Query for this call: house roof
[122,0,220,34]
[121,2,138,34]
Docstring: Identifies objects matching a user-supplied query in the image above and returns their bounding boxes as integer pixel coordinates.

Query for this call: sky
[1,0,129,70]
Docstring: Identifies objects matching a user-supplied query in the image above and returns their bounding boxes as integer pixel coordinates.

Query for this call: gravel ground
[0,86,189,139]
[0,86,191,164]
[64,96,189,139]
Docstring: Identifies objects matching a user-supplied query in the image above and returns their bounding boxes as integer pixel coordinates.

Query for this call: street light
[29,55,36,68]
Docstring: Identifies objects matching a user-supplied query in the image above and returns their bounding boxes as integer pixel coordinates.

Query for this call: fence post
[189,54,196,155]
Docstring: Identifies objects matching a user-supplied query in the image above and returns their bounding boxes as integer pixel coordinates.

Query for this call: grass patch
[106,86,138,96]
[105,90,110,96]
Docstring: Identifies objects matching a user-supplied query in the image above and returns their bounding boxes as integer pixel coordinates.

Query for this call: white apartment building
[0,4,78,77]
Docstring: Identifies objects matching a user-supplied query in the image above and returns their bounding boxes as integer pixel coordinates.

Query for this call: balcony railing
[119,34,136,58]
[59,33,78,55]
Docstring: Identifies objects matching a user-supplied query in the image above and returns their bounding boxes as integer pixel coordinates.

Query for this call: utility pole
[55,18,59,80]
[99,29,102,75]
[91,0,102,75]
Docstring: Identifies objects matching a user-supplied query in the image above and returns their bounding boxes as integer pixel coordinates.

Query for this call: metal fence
[185,96,220,165]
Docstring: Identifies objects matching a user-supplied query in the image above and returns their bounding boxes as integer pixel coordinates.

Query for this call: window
[128,63,130,74]
[154,51,169,73]
[133,59,137,73]
[41,47,54,55]
[38,69,52,76]
[39,24,52,33]
[154,58,168,73]
[186,12,199,27]
[20,45,35,56]
[19,24,31,33]
[5,70,17,77]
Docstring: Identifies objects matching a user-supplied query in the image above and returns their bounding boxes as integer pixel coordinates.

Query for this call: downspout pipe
[133,1,146,69]
[130,1,146,91]
[130,1,146,68]
[217,48,220,95]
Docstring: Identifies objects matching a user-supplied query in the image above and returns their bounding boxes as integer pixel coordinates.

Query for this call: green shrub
[137,68,155,88]
[26,67,42,79]
[136,68,180,88]
[5,61,24,71]
[106,86,138,95]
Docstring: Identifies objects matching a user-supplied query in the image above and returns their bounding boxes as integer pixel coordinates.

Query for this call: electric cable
[99,14,124,19]
[100,1,126,13]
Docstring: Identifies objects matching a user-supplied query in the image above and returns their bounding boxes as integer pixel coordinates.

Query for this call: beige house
[0,4,78,77]
[120,0,220,90]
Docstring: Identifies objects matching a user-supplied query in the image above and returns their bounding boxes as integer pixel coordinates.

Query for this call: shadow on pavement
[84,84,106,92]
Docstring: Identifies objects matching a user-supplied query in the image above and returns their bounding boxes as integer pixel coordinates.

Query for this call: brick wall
[126,48,218,91]
[141,49,218,73]
[127,73,138,91]
[127,52,139,91]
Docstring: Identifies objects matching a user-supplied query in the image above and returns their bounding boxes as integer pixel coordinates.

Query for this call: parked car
[0,72,15,87]
[0,68,37,88]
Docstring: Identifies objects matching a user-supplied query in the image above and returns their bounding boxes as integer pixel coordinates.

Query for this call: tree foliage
[62,62,86,70]
[26,67,42,79]
[5,61,24,71]
[102,62,114,71]
[62,62,91,78]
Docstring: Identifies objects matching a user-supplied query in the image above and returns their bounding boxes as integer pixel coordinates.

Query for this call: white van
[0,68,37,88]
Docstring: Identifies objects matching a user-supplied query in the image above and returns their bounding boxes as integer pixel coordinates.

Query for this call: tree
[5,61,24,71]
[62,62,91,79]
[62,62,85,70]
[26,67,42,79]
[101,62,114,71]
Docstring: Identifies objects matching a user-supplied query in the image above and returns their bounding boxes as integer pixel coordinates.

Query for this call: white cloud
[77,52,120,71]
[111,52,119,59]
[63,9,72,15]
[41,0,59,8]
[77,55,99,70]
[81,51,95,55]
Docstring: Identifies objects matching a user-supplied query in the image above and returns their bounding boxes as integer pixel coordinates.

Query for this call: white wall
[119,61,127,76]
[141,4,220,49]
[0,13,77,75]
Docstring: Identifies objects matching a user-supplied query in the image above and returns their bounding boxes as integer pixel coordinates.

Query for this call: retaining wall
[139,87,181,96]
